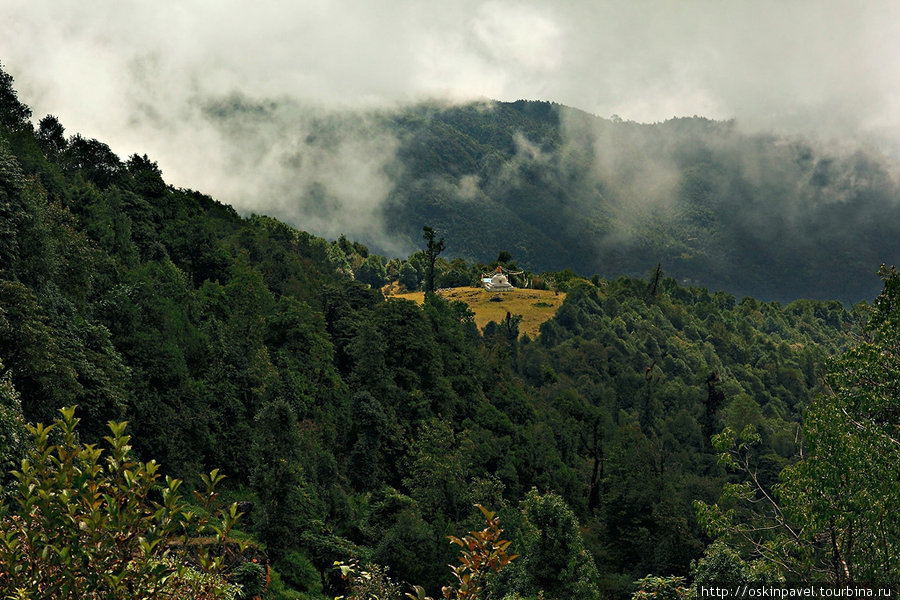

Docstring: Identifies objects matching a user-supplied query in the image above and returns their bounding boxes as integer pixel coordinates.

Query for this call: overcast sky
[2,1,900,198]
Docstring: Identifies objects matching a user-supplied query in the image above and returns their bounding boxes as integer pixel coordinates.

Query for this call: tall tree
[36,115,67,157]
[0,139,25,273]
[422,225,445,294]
[0,358,27,493]
[695,267,900,582]
[250,398,322,562]
[498,490,601,600]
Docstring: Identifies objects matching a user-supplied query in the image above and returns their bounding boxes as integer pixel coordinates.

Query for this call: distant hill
[358,101,900,302]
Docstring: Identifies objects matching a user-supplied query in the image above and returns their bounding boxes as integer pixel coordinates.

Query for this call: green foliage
[403,419,472,521]
[357,254,389,289]
[0,61,32,130]
[262,567,308,600]
[0,137,27,277]
[36,115,67,158]
[336,505,515,600]
[250,398,322,562]
[347,391,388,490]
[276,551,323,595]
[693,267,900,583]
[399,260,420,291]
[0,407,242,599]
[423,226,446,294]
[0,276,128,440]
[232,561,268,600]
[335,559,404,600]
[690,541,747,586]
[689,540,779,589]
[693,423,810,578]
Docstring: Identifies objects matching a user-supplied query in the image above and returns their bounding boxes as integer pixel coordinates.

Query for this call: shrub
[0,406,243,599]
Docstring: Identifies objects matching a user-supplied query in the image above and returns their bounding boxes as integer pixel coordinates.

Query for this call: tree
[437,268,471,289]
[694,424,811,580]
[424,504,517,600]
[696,267,900,582]
[778,265,900,582]
[422,226,445,294]
[36,115,67,157]
[399,261,420,291]
[338,504,516,600]
[690,540,777,589]
[0,61,32,131]
[357,254,389,288]
[0,138,26,273]
[498,490,601,600]
[649,263,663,298]
[250,398,322,562]
[632,576,693,600]
[125,154,167,198]
[0,359,28,497]
[347,390,388,490]
[403,419,472,521]
[61,135,123,188]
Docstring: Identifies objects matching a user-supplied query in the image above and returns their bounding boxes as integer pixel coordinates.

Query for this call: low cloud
[191,96,406,254]
[3,0,900,253]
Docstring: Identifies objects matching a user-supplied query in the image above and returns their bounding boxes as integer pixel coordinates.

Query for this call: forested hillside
[0,61,896,599]
[206,96,900,302]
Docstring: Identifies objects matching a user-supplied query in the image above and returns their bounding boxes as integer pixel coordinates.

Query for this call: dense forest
[1,60,899,599]
[205,95,900,302]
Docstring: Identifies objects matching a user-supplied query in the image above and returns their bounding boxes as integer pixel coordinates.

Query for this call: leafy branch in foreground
[0,406,245,599]
[435,503,517,600]
[693,424,809,579]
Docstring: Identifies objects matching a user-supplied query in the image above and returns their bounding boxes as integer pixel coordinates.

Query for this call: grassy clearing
[387,286,566,339]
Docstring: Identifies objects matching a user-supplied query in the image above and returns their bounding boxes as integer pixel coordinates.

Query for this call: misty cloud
[5,1,899,142]
[3,0,900,251]
[492,131,552,188]
[192,95,406,254]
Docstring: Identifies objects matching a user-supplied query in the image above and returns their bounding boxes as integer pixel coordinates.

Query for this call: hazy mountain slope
[366,101,900,302]
[191,92,900,301]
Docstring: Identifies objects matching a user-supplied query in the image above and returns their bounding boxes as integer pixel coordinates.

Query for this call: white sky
[2,1,900,212]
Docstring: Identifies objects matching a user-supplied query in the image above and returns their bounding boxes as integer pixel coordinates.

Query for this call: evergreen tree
[36,115,67,157]
[250,398,322,561]
[0,61,32,130]
[422,225,445,294]
[499,490,601,600]
[0,138,25,273]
